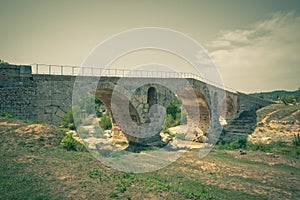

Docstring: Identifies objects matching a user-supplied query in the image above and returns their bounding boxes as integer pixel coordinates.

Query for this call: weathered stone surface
[0,64,273,144]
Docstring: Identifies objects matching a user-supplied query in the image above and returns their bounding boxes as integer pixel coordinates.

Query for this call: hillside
[249,89,300,101]
[248,103,300,145]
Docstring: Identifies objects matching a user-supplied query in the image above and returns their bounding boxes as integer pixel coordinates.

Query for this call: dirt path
[260,110,278,124]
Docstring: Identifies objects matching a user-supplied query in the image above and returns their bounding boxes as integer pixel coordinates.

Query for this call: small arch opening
[147,87,157,109]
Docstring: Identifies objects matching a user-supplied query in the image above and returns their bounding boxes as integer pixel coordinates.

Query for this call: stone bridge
[0,64,272,144]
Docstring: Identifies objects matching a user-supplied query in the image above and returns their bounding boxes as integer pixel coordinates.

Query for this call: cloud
[209,11,300,93]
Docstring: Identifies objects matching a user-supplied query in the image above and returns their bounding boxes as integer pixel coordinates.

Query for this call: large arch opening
[95,89,141,145]
[177,87,210,142]
[220,96,236,120]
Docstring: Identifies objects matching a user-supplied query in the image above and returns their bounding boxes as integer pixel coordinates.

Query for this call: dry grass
[0,117,299,199]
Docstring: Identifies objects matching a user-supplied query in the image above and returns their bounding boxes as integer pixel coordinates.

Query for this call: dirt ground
[0,116,299,199]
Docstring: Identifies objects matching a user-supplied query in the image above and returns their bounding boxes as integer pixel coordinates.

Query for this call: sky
[0,0,300,93]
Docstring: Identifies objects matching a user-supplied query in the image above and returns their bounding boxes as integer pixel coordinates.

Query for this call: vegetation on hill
[217,103,300,158]
[0,59,9,65]
[249,88,300,104]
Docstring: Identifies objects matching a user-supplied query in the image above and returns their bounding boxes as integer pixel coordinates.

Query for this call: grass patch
[247,142,300,158]
[217,138,300,158]
[0,152,60,199]
[0,117,298,199]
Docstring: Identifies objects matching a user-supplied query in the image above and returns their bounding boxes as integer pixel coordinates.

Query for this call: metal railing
[32,63,237,93]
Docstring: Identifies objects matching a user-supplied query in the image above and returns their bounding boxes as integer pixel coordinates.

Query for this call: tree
[280,95,297,105]
[166,98,181,119]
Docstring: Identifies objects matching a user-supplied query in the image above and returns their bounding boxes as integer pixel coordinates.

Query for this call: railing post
[49,65,52,74]
[36,64,38,74]
[61,66,63,75]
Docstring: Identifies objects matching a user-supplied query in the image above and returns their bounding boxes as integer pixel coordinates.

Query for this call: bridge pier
[0,64,273,145]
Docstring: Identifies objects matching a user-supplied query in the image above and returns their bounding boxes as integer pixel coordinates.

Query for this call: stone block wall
[0,64,273,144]
[0,64,74,124]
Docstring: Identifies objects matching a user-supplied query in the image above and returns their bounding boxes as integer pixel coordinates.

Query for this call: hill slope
[249,89,300,101]
[248,103,300,145]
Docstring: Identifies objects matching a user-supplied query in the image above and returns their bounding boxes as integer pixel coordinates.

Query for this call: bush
[293,133,300,146]
[99,113,112,130]
[68,123,76,130]
[61,133,76,151]
[60,133,86,152]
[216,139,247,150]
[60,95,104,129]
[167,98,181,119]
[0,111,14,118]
[29,118,40,124]
[246,143,273,152]
[163,98,187,129]
[164,114,175,129]
[280,95,298,105]
[60,108,74,128]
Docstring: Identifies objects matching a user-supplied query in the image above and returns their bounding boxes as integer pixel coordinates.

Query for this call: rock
[104,130,112,138]
[239,150,246,155]
[161,133,172,143]
[193,127,207,142]
[266,152,278,158]
[261,137,272,144]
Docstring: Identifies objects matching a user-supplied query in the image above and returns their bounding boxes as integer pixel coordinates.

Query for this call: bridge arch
[95,88,140,143]
[177,87,211,135]
[220,96,236,120]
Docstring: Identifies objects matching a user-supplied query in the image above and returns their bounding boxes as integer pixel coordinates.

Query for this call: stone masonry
[0,64,272,144]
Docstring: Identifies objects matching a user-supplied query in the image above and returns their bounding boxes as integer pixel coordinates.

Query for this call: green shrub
[216,139,247,150]
[68,123,76,130]
[60,108,74,128]
[280,95,299,105]
[30,118,40,124]
[293,133,300,146]
[163,98,187,129]
[246,143,273,152]
[0,111,14,118]
[99,113,112,130]
[88,169,102,178]
[164,114,175,129]
[60,133,86,152]
[167,98,181,119]
[61,133,77,151]
[96,109,103,118]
